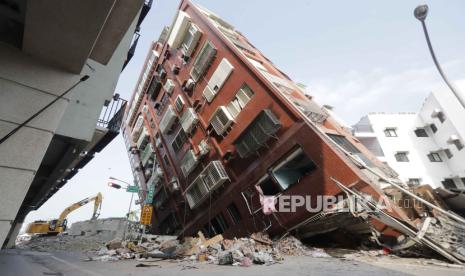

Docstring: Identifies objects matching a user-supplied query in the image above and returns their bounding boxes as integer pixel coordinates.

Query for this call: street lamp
[414,4,465,109]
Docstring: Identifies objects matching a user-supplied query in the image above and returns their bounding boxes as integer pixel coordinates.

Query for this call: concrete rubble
[82,231,331,267]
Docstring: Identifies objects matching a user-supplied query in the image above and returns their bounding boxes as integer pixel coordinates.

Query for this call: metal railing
[97,94,127,132]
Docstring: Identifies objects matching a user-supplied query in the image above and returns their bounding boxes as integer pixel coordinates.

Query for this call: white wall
[354,81,465,190]
[418,81,465,189]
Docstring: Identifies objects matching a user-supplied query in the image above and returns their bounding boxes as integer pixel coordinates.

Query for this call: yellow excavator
[26,192,103,235]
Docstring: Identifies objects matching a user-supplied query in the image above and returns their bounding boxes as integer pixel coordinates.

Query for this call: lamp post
[414,4,465,109]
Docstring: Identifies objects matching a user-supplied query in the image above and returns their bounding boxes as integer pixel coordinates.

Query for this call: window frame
[414,128,428,137]
[171,128,188,153]
[227,83,255,119]
[190,40,217,81]
[384,128,398,137]
[427,152,442,162]
[394,151,409,162]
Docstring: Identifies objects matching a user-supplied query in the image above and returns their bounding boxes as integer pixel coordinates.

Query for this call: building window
[384,128,397,137]
[190,41,217,81]
[227,84,255,118]
[172,129,188,153]
[234,109,281,158]
[453,140,464,151]
[437,112,446,123]
[442,178,457,190]
[327,134,360,153]
[394,152,409,162]
[257,176,281,196]
[414,128,428,137]
[444,148,453,159]
[181,24,202,57]
[461,178,465,186]
[205,213,229,236]
[407,178,421,186]
[430,123,438,133]
[270,148,317,190]
[226,203,242,225]
[427,152,442,162]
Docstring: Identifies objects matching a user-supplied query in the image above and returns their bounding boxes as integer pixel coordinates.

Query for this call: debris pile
[86,232,330,266]
[17,234,110,252]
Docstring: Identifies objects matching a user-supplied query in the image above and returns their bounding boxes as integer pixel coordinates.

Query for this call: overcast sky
[24,0,465,230]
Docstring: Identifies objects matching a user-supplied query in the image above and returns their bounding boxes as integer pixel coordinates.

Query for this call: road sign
[145,184,155,204]
[126,185,139,193]
[140,205,153,225]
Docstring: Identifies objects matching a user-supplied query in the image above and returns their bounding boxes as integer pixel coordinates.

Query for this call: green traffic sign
[126,185,139,193]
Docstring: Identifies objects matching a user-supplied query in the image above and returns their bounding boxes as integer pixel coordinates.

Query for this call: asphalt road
[1,249,464,276]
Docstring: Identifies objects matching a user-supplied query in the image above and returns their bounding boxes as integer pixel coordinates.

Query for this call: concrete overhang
[22,0,144,73]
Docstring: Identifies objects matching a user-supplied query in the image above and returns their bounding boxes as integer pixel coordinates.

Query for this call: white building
[353,81,465,190]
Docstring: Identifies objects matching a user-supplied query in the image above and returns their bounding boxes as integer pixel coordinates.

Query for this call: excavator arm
[55,192,103,231]
[26,192,103,234]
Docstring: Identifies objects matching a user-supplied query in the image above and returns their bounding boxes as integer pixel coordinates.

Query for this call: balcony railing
[97,94,127,132]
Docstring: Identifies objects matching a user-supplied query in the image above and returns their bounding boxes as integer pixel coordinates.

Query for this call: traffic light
[107,182,122,189]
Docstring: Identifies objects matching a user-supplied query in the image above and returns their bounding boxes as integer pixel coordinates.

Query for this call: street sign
[126,185,139,193]
[145,184,155,204]
[140,204,153,225]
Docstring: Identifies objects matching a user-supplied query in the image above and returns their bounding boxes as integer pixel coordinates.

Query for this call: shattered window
[270,148,317,190]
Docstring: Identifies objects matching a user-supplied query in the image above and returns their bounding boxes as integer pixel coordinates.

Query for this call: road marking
[49,255,104,276]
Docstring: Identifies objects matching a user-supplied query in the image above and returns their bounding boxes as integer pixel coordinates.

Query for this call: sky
[23,0,465,230]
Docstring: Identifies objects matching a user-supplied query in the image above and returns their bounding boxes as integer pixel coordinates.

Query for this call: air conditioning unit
[209,106,234,135]
[202,160,229,191]
[163,79,175,95]
[183,78,195,92]
[172,64,180,75]
[198,139,210,156]
[159,105,177,134]
[180,149,199,177]
[175,95,184,112]
[180,107,199,134]
[186,175,209,209]
[202,58,234,103]
[202,85,215,103]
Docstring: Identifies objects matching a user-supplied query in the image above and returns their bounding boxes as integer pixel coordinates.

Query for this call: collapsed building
[121,0,465,264]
